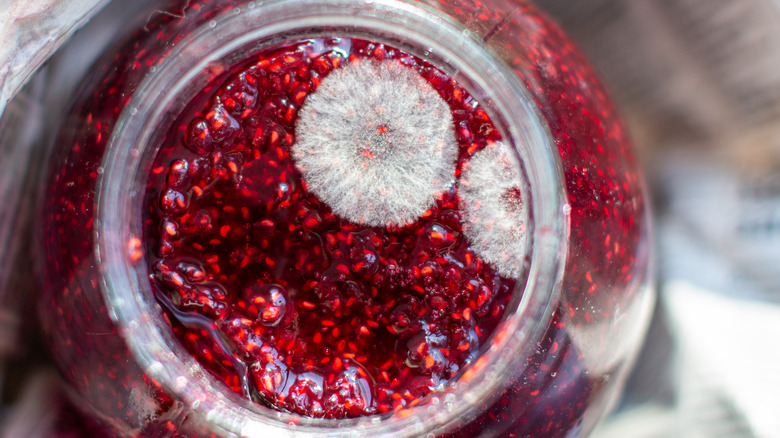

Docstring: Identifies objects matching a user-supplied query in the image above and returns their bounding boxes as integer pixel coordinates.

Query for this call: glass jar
[37,0,654,436]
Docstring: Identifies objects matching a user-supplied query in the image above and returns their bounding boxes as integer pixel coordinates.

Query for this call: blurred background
[1,0,780,436]
[536,2,780,437]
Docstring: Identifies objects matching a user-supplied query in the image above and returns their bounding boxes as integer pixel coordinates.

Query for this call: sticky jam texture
[144,38,522,418]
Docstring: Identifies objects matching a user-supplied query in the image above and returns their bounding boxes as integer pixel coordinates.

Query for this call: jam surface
[145,38,524,418]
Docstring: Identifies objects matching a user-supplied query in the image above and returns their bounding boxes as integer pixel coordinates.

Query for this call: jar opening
[97,1,567,435]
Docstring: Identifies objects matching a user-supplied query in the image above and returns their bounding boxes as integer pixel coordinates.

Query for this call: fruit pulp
[144,38,524,418]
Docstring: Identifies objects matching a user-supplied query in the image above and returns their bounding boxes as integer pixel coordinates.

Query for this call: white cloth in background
[596,153,780,438]
[659,155,780,438]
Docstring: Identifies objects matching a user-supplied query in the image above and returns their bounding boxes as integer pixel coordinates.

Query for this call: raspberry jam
[38,0,653,436]
[145,38,521,418]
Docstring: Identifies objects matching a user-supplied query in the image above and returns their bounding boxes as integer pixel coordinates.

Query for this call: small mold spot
[458,141,528,279]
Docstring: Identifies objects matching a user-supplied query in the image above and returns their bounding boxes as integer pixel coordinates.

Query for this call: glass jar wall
[37,0,654,436]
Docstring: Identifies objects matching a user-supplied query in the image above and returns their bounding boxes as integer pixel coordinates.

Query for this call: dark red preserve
[145,37,519,418]
[37,0,653,436]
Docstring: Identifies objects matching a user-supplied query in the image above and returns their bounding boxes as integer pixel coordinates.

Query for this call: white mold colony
[458,141,529,279]
[293,59,457,227]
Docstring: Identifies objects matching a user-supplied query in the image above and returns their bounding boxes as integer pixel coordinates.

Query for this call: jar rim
[96,0,568,435]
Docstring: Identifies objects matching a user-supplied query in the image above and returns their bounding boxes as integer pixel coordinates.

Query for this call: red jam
[40,1,650,436]
[144,38,519,418]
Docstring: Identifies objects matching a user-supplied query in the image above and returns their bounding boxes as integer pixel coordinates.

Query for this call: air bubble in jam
[144,38,527,418]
